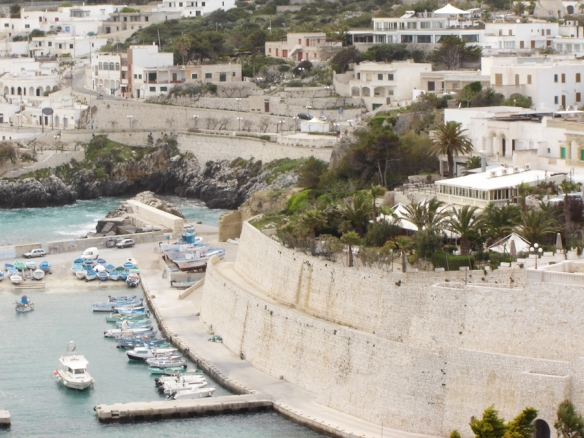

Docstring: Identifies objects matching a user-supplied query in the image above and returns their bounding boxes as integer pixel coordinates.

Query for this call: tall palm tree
[447,205,483,255]
[480,203,521,243]
[299,210,327,255]
[430,121,474,178]
[341,191,372,237]
[517,208,560,245]
[368,185,387,223]
[341,231,361,267]
[175,35,192,65]
[403,198,448,231]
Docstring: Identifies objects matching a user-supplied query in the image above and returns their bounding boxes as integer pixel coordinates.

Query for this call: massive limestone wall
[200,223,584,436]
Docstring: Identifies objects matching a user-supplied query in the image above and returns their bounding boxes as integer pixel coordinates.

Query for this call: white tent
[488,233,531,255]
[434,4,466,14]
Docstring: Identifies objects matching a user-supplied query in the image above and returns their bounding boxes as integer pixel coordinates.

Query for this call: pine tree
[503,407,538,438]
[470,405,507,438]
[556,400,584,438]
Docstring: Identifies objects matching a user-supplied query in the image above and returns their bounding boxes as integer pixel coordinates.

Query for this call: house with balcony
[265,32,342,63]
[88,53,122,96]
[345,60,431,110]
[156,0,236,18]
[29,34,107,58]
[100,9,181,34]
[185,63,242,84]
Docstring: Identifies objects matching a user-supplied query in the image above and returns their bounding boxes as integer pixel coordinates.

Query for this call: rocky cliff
[0,135,298,210]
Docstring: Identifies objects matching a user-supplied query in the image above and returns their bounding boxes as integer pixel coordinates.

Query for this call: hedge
[431,251,475,270]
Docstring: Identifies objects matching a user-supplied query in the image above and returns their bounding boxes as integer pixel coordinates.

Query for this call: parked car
[318,116,329,122]
[24,249,46,258]
[116,239,135,249]
[297,113,312,120]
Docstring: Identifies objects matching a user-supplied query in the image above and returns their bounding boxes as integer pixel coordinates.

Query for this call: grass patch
[250,213,286,230]
[264,158,303,184]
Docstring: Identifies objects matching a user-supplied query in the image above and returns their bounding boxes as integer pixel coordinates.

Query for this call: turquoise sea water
[0,196,226,247]
[0,288,322,437]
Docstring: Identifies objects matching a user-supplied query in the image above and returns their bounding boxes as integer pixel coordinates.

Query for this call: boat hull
[56,371,94,390]
[169,387,216,400]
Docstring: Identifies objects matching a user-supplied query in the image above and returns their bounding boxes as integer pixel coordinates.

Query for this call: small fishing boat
[82,258,96,268]
[92,299,143,312]
[155,370,204,385]
[104,326,154,338]
[0,271,3,281]
[73,258,85,265]
[4,262,14,271]
[71,264,83,275]
[97,271,109,281]
[108,272,120,281]
[13,260,26,271]
[10,274,23,284]
[123,261,134,270]
[126,274,140,288]
[128,267,140,274]
[115,319,151,328]
[105,264,116,273]
[119,272,129,281]
[75,270,87,280]
[109,295,138,302]
[25,260,38,270]
[118,338,169,349]
[96,258,107,265]
[39,261,51,273]
[126,347,178,361]
[146,357,187,368]
[105,312,149,323]
[15,295,34,312]
[94,264,105,273]
[159,379,207,395]
[114,266,126,273]
[113,306,147,315]
[168,386,215,400]
[149,365,188,374]
[8,268,18,277]
[32,268,45,280]
[85,270,97,281]
[173,247,226,271]
[54,341,94,390]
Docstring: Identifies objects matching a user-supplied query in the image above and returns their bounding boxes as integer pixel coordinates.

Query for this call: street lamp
[293,116,299,132]
[236,117,243,131]
[192,115,199,128]
[54,134,60,152]
[324,85,332,96]
[530,243,543,269]
[277,120,285,133]
[127,115,133,130]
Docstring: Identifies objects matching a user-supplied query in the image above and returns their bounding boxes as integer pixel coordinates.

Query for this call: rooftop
[436,166,558,190]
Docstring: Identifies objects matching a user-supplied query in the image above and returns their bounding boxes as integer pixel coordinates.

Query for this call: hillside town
[2,0,584,436]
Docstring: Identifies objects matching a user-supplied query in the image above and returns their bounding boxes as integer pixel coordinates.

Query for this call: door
[137,89,140,98]
[561,147,566,159]
[172,73,177,82]
[502,138,506,156]
[264,101,269,112]
[562,95,566,109]
[298,52,302,61]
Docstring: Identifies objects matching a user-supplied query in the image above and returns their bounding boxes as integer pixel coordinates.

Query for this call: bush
[431,251,475,270]
[364,222,401,247]
[287,189,312,214]
[488,252,513,270]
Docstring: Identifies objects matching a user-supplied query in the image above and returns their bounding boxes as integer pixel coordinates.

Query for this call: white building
[0,57,59,99]
[345,61,432,110]
[89,53,122,96]
[29,34,107,58]
[156,0,236,18]
[265,32,342,63]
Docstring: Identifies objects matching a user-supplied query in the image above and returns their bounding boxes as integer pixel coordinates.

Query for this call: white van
[82,247,99,260]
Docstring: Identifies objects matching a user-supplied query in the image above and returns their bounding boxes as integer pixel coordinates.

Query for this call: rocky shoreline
[0,137,297,210]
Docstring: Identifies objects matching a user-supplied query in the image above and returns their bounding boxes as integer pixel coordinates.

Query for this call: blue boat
[108,272,120,281]
[39,260,51,273]
[85,270,97,281]
[97,271,109,281]
[126,274,140,288]
[119,272,129,281]
[123,262,134,269]
[109,295,137,302]
[114,306,147,315]
[4,262,14,271]
[83,265,93,271]
[71,264,83,274]
[8,268,18,276]
[96,258,107,265]
[73,258,84,264]
[105,264,116,273]
[0,271,3,281]
[83,258,96,268]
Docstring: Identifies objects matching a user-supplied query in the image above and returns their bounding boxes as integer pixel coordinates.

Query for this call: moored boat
[32,269,45,280]
[85,270,97,281]
[92,299,143,312]
[109,295,137,302]
[108,272,120,281]
[97,271,109,281]
[123,261,134,270]
[104,326,154,338]
[168,386,215,400]
[105,264,116,273]
[96,258,107,265]
[105,312,149,323]
[146,357,187,368]
[13,260,26,271]
[39,261,51,273]
[75,269,87,280]
[10,274,23,284]
[25,260,38,270]
[126,347,178,361]
[73,258,84,265]
[15,295,34,312]
[159,379,207,395]
[54,341,94,390]
[126,274,140,288]
[149,365,188,374]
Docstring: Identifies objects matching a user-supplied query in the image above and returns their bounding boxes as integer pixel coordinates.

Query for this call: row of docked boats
[71,257,140,287]
[99,294,215,400]
[4,260,51,284]
[159,232,226,271]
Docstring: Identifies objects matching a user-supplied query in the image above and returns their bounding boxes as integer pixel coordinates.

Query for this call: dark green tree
[470,405,507,438]
[448,205,483,255]
[503,407,538,438]
[330,47,363,73]
[430,35,481,70]
[555,400,584,438]
[9,3,20,18]
[297,157,328,189]
[429,121,473,178]
[459,81,483,107]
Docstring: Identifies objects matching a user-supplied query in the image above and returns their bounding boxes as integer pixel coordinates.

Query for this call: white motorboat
[103,326,153,338]
[126,346,177,361]
[75,270,87,280]
[159,379,207,395]
[10,274,22,284]
[25,260,37,270]
[92,299,144,313]
[55,341,94,390]
[160,242,205,261]
[32,268,45,280]
[168,386,215,400]
[146,357,187,368]
[155,372,205,387]
[173,247,226,271]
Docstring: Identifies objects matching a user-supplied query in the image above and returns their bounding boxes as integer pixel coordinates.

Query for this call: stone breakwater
[0,143,297,210]
[198,222,584,437]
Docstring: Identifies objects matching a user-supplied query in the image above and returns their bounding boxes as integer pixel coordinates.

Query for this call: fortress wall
[201,257,446,435]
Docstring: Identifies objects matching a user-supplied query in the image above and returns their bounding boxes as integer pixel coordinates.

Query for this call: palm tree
[340,191,372,237]
[517,182,534,212]
[341,231,361,267]
[447,205,482,255]
[175,35,192,65]
[464,156,482,171]
[517,208,560,245]
[368,185,386,223]
[393,236,414,272]
[430,121,473,178]
[403,198,447,231]
[299,210,327,255]
[480,203,521,243]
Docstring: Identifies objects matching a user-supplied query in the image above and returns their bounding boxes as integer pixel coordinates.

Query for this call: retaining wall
[126,200,184,233]
[199,222,584,436]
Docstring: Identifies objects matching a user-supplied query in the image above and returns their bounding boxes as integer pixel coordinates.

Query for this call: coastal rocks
[106,191,184,219]
[0,175,75,208]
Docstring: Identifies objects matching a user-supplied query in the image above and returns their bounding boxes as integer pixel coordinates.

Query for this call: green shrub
[431,251,475,270]
[287,189,312,214]
[488,252,513,270]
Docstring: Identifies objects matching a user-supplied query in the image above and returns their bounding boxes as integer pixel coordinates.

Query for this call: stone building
[265,32,342,63]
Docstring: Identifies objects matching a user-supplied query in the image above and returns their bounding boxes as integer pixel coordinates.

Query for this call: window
[205,73,212,78]
[134,74,137,79]
[232,72,236,76]
[3,24,7,28]
[115,63,119,71]
[577,73,581,83]
[495,74,502,86]
[219,72,226,82]
[562,73,566,83]
[561,147,566,159]
[377,74,383,80]
[191,73,198,79]
[581,149,584,161]
[25,24,30,29]
[145,17,148,21]
[428,81,435,91]
[69,44,73,49]
[388,74,394,80]
[555,96,559,104]
[527,75,531,84]
[515,74,519,86]
[577,92,582,102]
[554,74,558,83]
[268,48,271,54]
[160,86,167,91]
[109,62,114,70]
[138,74,142,79]
[357,73,360,80]
[201,1,205,5]
[149,86,156,91]
[99,62,103,70]
[104,63,109,71]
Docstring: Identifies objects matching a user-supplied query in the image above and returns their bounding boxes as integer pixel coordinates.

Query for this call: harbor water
[0,198,324,437]
[0,196,226,247]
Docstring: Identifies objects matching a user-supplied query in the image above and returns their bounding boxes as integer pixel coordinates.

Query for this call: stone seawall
[199,222,584,436]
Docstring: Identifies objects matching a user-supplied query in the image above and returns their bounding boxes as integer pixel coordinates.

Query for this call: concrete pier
[0,410,11,427]
[95,394,271,423]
